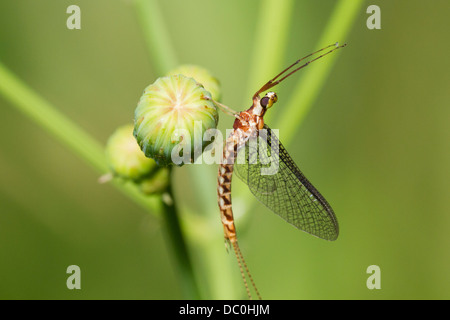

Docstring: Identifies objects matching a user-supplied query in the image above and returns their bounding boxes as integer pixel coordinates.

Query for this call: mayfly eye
[260,96,270,108]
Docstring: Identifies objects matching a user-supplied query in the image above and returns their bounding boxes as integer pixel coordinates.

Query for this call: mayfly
[212,43,345,299]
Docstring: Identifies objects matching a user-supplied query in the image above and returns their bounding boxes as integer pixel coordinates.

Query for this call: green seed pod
[105,124,170,194]
[166,64,221,101]
[134,75,219,167]
[105,124,156,180]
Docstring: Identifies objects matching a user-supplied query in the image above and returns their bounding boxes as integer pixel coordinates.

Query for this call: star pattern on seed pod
[134,74,219,166]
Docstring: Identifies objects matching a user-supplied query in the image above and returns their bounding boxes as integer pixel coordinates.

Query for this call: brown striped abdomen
[217,134,238,243]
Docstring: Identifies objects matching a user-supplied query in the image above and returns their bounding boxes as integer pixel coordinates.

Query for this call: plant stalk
[134,0,178,75]
[0,62,162,215]
[161,174,202,299]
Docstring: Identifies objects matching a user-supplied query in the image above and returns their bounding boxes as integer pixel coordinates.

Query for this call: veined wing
[234,124,339,240]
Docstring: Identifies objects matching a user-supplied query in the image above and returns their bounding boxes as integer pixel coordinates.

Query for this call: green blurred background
[0,0,449,299]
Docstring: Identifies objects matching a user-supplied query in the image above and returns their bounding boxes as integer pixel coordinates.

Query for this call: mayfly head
[260,91,278,110]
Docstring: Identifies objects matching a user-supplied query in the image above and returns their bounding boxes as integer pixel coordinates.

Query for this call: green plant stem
[161,175,201,299]
[134,0,178,75]
[0,62,162,215]
[243,0,295,105]
[274,0,365,146]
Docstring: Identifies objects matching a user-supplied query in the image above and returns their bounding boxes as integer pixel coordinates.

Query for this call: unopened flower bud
[167,64,221,101]
[106,124,155,180]
[134,74,219,166]
[105,124,170,194]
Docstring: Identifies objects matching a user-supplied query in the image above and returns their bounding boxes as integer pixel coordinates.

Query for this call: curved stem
[274,0,365,146]
[0,62,162,214]
[243,0,295,106]
[134,0,178,75]
[161,172,201,299]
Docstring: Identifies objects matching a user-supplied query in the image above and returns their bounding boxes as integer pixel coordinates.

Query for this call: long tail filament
[231,240,261,300]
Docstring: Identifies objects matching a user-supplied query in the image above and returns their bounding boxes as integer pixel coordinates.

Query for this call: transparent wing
[235,124,339,240]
